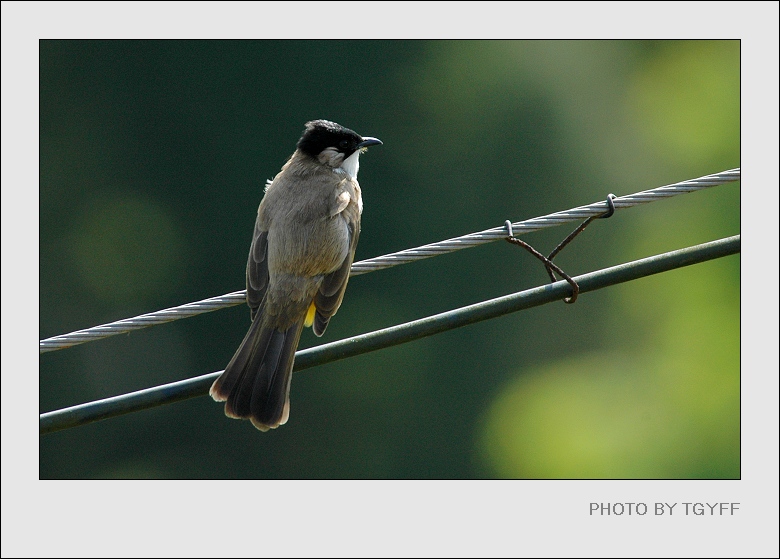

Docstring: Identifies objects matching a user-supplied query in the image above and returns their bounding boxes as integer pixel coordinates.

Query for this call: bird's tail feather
[210,312,305,431]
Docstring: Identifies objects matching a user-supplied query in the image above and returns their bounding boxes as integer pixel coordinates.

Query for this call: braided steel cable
[350,168,739,274]
[39,168,740,353]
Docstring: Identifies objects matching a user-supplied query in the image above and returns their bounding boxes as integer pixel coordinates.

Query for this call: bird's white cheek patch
[339,150,361,179]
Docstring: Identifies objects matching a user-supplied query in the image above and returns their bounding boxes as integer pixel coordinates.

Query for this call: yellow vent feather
[304,303,316,327]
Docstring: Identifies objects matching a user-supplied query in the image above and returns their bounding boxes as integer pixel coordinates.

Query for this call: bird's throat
[339,150,361,179]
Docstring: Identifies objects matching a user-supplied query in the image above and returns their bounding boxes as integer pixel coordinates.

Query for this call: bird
[210,120,382,431]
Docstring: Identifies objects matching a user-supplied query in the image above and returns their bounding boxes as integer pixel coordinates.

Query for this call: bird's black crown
[297,120,365,159]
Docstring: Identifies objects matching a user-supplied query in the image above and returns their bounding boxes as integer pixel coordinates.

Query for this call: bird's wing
[311,204,360,336]
[246,219,269,320]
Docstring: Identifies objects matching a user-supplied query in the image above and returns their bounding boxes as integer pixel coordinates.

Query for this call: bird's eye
[339,139,350,150]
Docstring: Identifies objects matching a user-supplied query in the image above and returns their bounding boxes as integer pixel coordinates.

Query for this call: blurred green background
[39,40,739,479]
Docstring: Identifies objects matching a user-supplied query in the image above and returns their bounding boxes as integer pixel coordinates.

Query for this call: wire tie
[504,219,514,238]
[505,191,618,304]
[600,193,616,219]
[543,192,620,288]
[505,232,580,304]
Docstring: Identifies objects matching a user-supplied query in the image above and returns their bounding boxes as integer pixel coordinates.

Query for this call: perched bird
[210,120,382,431]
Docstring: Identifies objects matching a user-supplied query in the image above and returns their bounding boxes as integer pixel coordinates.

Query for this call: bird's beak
[358,137,382,148]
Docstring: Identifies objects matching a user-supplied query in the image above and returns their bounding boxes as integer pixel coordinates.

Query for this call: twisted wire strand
[39,291,247,353]
[350,168,740,274]
[39,168,740,353]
